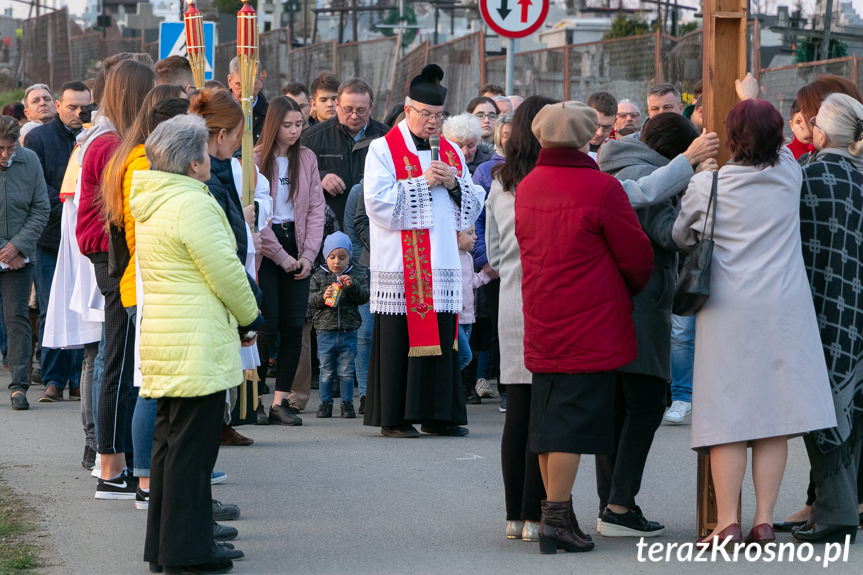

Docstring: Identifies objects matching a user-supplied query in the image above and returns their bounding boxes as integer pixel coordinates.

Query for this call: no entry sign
[479,0,549,39]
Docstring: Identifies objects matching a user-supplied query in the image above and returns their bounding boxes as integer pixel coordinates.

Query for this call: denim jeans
[458,324,473,371]
[92,323,106,448]
[669,314,695,402]
[0,291,7,358]
[317,330,357,404]
[34,246,84,390]
[2,265,33,393]
[132,395,157,477]
[356,303,373,398]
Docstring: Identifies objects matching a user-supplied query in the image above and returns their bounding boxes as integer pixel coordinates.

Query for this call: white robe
[363,120,485,315]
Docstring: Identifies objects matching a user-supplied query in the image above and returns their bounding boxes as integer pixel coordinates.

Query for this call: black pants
[501,384,545,521]
[804,452,863,506]
[256,224,309,393]
[144,391,224,567]
[804,420,863,526]
[595,372,666,510]
[94,260,138,457]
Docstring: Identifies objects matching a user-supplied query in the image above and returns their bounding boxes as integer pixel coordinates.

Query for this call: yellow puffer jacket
[120,144,147,308]
[130,169,259,398]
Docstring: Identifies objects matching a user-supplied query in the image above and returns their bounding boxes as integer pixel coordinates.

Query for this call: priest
[363,64,486,438]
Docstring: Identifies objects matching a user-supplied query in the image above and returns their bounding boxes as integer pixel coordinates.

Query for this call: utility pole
[821,0,833,60]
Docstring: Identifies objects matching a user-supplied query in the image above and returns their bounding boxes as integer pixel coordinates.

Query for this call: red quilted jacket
[515,148,654,374]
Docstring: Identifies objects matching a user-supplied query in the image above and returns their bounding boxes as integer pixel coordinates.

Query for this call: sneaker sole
[600,522,665,537]
[135,500,149,510]
[662,415,690,425]
[95,492,137,500]
[211,474,227,485]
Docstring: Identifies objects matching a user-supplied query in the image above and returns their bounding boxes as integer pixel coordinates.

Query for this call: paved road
[1,377,860,574]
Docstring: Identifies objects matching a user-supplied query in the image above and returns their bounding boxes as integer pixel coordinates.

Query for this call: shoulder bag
[672,170,718,316]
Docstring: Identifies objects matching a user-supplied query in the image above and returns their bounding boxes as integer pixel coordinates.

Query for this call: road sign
[478,0,549,39]
[159,21,216,81]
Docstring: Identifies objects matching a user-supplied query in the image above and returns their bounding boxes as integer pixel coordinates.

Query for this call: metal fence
[20,8,72,89]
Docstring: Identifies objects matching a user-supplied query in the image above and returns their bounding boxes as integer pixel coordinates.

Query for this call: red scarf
[384,127,462,357]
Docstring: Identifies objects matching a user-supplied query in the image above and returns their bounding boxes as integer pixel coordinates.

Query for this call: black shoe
[792,523,857,543]
[214,542,244,560]
[95,470,138,500]
[358,395,366,415]
[254,404,270,425]
[465,389,481,405]
[212,522,238,541]
[212,500,240,521]
[341,401,356,419]
[599,505,664,537]
[316,402,333,418]
[164,557,233,574]
[82,446,96,470]
[259,382,270,395]
[269,399,302,426]
[135,486,150,510]
[420,423,469,436]
[773,520,807,532]
[381,425,420,438]
[10,391,28,411]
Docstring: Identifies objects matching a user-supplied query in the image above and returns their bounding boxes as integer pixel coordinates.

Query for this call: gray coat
[599,138,679,380]
[0,146,50,260]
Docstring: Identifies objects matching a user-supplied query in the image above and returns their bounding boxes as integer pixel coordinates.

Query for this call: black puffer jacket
[301,117,388,225]
[308,264,370,332]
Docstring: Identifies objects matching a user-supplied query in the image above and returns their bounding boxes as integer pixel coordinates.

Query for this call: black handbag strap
[701,170,718,241]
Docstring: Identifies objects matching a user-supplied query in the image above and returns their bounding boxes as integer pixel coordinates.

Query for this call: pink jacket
[459,250,490,325]
[254,146,326,266]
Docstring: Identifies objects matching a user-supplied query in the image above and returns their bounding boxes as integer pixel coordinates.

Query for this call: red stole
[384,126,462,357]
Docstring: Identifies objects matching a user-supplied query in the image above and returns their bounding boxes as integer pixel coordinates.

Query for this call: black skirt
[363,312,466,428]
[529,372,616,455]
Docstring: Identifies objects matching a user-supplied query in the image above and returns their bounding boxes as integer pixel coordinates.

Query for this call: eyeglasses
[408,105,444,122]
[809,116,820,129]
[339,106,369,117]
[617,111,640,118]
[474,112,498,120]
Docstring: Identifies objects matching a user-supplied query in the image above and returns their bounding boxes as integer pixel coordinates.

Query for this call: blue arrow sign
[159,21,216,81]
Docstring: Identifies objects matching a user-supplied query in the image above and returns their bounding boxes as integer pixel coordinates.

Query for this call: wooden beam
[702,0,747,167]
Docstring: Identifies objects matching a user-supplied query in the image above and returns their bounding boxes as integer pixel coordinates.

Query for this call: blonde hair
[816,92,863,157]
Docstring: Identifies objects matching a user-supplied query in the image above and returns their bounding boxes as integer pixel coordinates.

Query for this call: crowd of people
[2,50,863,572]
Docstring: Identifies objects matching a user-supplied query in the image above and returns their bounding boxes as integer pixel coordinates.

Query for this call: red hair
[726,100,784,166]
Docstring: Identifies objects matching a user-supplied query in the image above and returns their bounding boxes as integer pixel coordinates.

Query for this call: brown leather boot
[539,499,595,554]
[568,497,592,542]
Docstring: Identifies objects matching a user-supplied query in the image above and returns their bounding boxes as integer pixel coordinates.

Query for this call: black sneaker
[212,500,240,521]
[254,404,270,426]
[213,521,238,541]
[358,395,366,415]
[316,402,333,418]
[600,505,664,537]
[10,391,28,411]
[164,557,233,574]
[135,486,150,510]
[269,399,302,426]
[214,542,244,560]
[341,401,356,419]
[95,471,138,500]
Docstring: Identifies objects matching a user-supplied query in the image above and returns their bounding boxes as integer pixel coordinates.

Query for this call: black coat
[205,155,261,304]
[252,92,268,144]
[308,264,370,332]
[301,117,388,225]
[23,115,78,252]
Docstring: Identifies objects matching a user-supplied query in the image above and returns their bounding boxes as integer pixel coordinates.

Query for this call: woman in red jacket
[514,101,653,554]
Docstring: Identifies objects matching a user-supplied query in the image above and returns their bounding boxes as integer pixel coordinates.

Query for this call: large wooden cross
[696,0,748,537]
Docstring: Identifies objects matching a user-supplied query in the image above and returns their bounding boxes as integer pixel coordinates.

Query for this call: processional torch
[183,0,206,89]
[237,0,259,418]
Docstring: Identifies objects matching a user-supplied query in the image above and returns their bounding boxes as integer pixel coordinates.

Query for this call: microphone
[429,134,440,161]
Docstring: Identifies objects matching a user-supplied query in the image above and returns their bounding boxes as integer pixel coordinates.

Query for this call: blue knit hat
[323,231,352,260]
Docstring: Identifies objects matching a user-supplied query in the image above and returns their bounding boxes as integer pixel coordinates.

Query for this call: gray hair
[228,57,239,76]
[817,93,863,158]
[442,113,483,144]
[649,83,681,100]
[145,114,209,174]
[22,83,52,105]
[0,115,20,142]
[494,112,513,156]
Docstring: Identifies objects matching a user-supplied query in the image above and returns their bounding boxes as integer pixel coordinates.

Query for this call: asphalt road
[1,378,860,574]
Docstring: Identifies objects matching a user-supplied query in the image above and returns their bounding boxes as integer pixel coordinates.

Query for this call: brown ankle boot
[539,499,595,554]
[568,497,592,542]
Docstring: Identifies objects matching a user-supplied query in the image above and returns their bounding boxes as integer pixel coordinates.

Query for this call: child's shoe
[316,402,333,418]
[341,401,356,419]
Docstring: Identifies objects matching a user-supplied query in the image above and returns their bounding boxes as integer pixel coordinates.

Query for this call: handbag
[108,222,131,278]
[672,170,718,316]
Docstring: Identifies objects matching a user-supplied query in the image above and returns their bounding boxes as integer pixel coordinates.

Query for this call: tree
[212,0,254,15]
[677,21,698,36]
[793,37,847,63]
[603,13,651,39]
[378,4,417,49]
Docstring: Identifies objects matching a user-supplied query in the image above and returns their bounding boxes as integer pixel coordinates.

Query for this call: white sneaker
[663,400,691,425]
[475,378,496,398]
[90,453,101,478]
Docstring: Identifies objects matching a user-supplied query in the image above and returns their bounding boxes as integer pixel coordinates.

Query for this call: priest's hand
[322,173,347,196]
[294,257,313,280]
[423,161,457,189]
[243,204,256,228]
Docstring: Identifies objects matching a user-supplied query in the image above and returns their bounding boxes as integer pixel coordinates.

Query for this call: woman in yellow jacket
[102,85,187,502]
[131,114,262,575]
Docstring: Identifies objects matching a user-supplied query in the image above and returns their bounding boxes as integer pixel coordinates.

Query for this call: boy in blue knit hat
[309,231,370,418]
